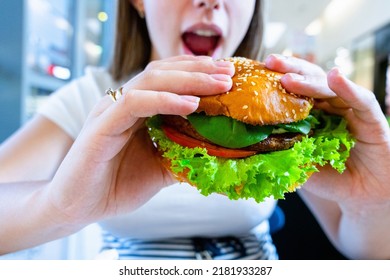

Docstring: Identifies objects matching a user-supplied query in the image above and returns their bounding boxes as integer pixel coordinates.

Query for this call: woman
[0,0,389,259]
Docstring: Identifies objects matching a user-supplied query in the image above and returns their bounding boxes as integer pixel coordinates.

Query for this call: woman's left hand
[265,54,390,210]
[265,54,390,259]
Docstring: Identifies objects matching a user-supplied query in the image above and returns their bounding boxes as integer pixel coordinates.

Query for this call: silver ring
[106,87,123,102]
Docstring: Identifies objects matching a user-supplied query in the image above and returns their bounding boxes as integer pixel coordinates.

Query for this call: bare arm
[299,188,390,259]
[0,115,73,182]
[0,180,84,254]
[0,115,80,254]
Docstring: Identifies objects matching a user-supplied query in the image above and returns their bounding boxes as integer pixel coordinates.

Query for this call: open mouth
[182,29,221,56]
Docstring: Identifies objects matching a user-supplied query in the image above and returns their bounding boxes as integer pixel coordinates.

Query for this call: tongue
[183,33,219,56]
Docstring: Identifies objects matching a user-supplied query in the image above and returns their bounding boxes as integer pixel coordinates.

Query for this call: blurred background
[0,0,389,259]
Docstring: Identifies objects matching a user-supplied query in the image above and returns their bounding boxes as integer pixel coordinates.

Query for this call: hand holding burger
[147,57,354,202]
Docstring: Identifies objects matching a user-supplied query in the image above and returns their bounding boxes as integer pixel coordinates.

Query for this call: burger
[147,57,355,202]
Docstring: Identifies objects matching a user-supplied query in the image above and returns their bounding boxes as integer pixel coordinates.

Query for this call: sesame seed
[254,91,259,96]
[242,105,249,109]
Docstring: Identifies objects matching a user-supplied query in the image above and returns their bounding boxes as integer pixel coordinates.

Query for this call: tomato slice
[162,125,257,158]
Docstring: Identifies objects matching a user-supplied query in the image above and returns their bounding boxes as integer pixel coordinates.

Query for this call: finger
[148,58,235,76]
[327,68,384,123]
[156,54,213,63]
[265,54,336,99]
[313,100,349,116]
[99,90,200,135]
[126,69,233,96]
[280,72,336,99]
[265,54,325,76]
[327,68,390,144]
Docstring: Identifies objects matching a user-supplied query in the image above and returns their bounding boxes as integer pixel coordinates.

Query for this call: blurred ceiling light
[324,0,356,20]
[334,47,353,76]
[97,11,108,22]
[282,48,293,57]
[264,22,287,49]
[305,19,323,36]
[85,41,103,58]
[28,0,51,14]
[336,47,350,58]
[55,17,71,31]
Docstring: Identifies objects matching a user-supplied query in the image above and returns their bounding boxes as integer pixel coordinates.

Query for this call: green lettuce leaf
[146,110,355,203]
[187,113,273,148]
[277,114,319,134]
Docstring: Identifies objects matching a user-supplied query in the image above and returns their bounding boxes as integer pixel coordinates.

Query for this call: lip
[181,23,224,58]
[184,22,223,36]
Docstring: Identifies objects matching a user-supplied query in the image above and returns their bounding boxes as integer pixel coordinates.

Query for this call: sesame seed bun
[196,57,314,126]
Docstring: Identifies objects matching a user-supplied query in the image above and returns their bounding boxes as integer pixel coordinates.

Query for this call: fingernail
[272,54,288,60]
[214,60,233,68]
[289,73,305,81]
[210,74,232,82]
[197,55,213,60]
[333,67,344,76]
[180,95,200,104]
[266,54,287,63]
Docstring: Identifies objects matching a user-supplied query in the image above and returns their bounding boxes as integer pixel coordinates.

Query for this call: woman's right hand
[47,55,234,226]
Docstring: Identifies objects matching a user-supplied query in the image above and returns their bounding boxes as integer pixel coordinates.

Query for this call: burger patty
[161,115,305,153]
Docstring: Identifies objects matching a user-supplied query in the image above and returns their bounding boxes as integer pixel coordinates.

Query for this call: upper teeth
[193,29,218,37]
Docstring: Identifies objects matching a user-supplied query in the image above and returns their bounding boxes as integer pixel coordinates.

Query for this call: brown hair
[109,0,264,82]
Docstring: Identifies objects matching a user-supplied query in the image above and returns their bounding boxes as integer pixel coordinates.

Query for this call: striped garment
[99,231,278,260]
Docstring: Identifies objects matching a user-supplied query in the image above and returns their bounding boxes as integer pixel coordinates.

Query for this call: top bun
[196,57,314,125]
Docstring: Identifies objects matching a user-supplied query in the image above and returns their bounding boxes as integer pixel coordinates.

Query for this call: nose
[193,0,221,10]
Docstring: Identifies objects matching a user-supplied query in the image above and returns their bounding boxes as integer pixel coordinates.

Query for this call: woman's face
[141,0,256,60]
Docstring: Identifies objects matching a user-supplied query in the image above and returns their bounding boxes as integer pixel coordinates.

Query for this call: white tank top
[99,183,276,239]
